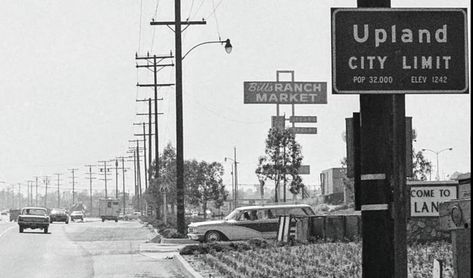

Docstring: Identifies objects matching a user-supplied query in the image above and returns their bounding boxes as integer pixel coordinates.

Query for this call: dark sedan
[49,208,69,224]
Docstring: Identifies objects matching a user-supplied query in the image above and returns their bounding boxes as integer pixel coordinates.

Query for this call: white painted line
[361,174,386,180]
[361,204,389,211]
[0,226,15,239]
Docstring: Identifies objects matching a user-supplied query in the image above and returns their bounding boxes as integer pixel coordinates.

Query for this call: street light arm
[438,147,453,154]
[224,157,238,163]
[421,148,435,153]
[422,147,453,154]
[182,39,232,60]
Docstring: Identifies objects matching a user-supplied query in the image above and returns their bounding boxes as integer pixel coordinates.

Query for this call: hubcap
[207,232,220,242]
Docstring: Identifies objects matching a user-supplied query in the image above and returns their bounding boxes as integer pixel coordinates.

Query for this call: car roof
[21,207,47,210]
[235,204,313,211]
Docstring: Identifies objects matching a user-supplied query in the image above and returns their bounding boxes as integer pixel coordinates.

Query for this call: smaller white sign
[433,259,443,278]
[410,185,457,217]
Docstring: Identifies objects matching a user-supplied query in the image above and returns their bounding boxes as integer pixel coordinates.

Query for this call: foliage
[179,240,263,256]
[412,151,433,181]
[186,160,228,219]
[145,143,227,221]
[256,128,305,201]
[411,130,433,181]
[188,240,453,278]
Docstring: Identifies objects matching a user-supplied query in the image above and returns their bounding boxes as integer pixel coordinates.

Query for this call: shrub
[226,241,250,252]
[247,238,268,248]
[179,244,206,255]
[159,228,185,238]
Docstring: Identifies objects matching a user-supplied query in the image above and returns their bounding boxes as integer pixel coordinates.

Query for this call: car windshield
[22,208,47,216]
[51,209,64,214]
[224,209,241,220]
[71,211,82,215]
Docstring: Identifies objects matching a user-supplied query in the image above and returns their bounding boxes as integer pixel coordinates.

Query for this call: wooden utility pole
[54,173,62,208]
[85,165,96,214]
[115,159,119,198]
[136,141,142,214]
[150,1,207,234]
[148,98,153,187]
[98,161,111,198]
[17,183,21,208]
[233,147,239,208]
[126,148,137,210]
[35,176,39,206]
[121,157,126,214]
[27,180,34,206]
[133,124,150,191]
[136,53,172,219]
[43,177,49,208]
[69,169,78,205]
[128,140,144,213]
[355,1,407,277]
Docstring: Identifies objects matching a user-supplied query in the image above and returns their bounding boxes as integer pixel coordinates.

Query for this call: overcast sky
[0,0,470,196]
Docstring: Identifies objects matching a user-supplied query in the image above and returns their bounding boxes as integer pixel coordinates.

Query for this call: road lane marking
[0,226,15,239]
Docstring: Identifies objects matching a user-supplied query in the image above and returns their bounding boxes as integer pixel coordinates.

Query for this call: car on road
[49,208,69,224]
[70,210,84,222]
[9,209,21,222]
[17,207,50,233]
[125,211,141,221]
[187,204,316,242]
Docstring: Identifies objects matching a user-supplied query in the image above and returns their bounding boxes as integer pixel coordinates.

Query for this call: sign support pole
[357,0,407,277]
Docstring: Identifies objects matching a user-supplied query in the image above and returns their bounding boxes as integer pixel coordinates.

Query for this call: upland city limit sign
[331,8,468,94]
[243,81,327,104]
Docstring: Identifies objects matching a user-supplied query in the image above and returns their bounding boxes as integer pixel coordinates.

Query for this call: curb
[174,254,203,278]
[160,238,195,245]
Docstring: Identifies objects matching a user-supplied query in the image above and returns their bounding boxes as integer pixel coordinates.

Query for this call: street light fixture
[182,39,232,60]
[421,147,453,181]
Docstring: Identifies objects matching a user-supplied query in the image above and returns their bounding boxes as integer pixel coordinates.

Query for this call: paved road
[0,218,193,278]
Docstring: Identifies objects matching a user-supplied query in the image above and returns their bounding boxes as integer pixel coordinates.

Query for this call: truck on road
[98,198,120,222]
[9,209,21,222]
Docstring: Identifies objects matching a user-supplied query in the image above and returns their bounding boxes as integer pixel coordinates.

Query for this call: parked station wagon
[188,204,315,242]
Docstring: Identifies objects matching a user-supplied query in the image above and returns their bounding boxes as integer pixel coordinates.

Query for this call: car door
[257,209,279,239]
[230,209,279,240]
[224,210,258,240]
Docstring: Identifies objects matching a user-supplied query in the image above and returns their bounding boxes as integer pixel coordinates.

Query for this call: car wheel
[115,218,118,222]
[65,220,69,224]
[44,228,48,234]
[50,220,53,223]
[102,218,105,222]
[19,226,24,233]
[205,231,222,242]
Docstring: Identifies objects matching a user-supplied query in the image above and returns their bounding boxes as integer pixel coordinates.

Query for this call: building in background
[320,168,347,205]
